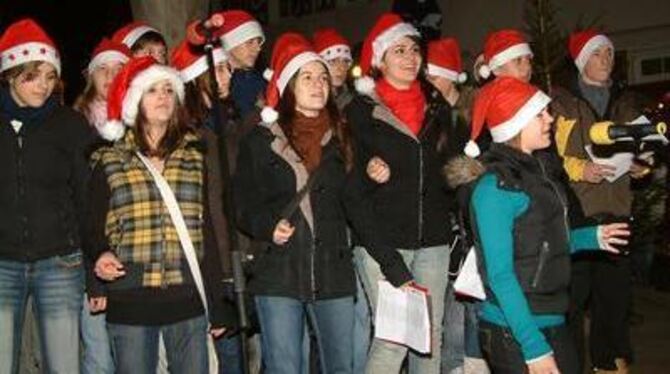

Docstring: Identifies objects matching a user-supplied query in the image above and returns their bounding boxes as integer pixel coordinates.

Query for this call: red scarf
[375,78,426,136]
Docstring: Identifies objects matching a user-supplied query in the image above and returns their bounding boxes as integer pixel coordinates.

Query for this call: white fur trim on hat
[574,35,613,73]
[319,44,352,62]
[464,140,481,158]
[263,68,273,81]
[87,51,130,74]
[371,22,420,68]
[490,91,551,143]
[122,25,157,48]
[121,65,185,125]
[98,119,126,141]
[427,63,466,83]
[276,51,324,95]
[478,64,491,80]
[355,75,375,94]
[260,106,278,124]
[488,43,533,72]
[179,48,228,83]
[0,42,61,75]
[221,21,265,51]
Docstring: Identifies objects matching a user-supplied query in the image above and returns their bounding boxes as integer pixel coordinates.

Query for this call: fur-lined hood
[444,155,486,189]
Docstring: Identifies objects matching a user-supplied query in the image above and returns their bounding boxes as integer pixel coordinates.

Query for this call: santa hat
[355,13,420,94]
[313,28,352,62]
[111,21,160,49]
[170,39,228,83]
[569,29,613,73]
[478,29,532,80]
[465,77,551,157]
[260,32,325,124]
[99,56,184,141]
[427,38,467,84]
[0,18,61,75]
[218,10,265,51]
[87,38,131,74]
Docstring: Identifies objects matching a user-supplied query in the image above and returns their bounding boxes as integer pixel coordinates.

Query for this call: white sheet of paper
[453,247,486,300]
[585,145,633,183]
[374,280,431,354]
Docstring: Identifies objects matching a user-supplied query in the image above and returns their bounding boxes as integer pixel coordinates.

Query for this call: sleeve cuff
[525,350,554,364]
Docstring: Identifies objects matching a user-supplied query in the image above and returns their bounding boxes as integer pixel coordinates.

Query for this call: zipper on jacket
[310,238,317,301]
[536,160,570,238]
[532,241,550,288]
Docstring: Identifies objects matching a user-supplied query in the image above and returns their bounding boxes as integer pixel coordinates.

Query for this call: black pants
[569,252,633,371]
[479,321,579,374]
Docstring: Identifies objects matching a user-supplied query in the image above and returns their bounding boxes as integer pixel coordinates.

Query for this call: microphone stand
[201,26,251,374]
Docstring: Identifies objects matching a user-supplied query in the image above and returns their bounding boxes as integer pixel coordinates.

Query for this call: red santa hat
[170,39,228,83]
[465,77,551,157]
[218,10,265,51]
[87,38,131,74]
[313,28,352,62]
[0,18,61,75]
[427,38,467,84]
[478,29,532,80]
[260,32,325,124]
[355,13,420,94]
[569,29,613,73]
[111,21,160,49]
[99,56,184,141]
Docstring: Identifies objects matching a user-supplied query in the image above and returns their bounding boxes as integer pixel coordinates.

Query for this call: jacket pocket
[55,251,83,269]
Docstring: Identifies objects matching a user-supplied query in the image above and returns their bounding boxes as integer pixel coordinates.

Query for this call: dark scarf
[0,85,58,127]
[375,78,426,135]
[288,110,330,173]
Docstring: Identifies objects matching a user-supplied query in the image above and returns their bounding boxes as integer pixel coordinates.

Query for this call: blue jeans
[354,245,450,374]
[255,295,354,374]
[215,333,244,374]
[0,253,84,374]
[442,285,465,374]
[353,271,371,374]
[108,315,209,374]
[81,293,114,374]
[441,285,484,374]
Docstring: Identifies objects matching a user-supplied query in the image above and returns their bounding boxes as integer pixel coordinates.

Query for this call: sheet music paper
[374,280,431,354]
[453,247,486,300]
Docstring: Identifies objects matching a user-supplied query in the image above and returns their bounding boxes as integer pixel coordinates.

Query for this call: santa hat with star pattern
[0,18,61,75]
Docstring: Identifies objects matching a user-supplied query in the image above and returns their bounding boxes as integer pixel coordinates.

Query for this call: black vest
[476,144,571,315]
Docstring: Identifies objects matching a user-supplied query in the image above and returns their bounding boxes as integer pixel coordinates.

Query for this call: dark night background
[0,0,134,104]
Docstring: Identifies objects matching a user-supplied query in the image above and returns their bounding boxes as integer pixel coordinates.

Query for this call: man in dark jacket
[551,29,649,374]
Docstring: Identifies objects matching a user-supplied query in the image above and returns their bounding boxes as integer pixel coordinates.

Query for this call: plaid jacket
[91,131,205,289]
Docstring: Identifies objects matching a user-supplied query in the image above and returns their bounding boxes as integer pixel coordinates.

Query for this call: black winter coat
[343,89,455,286]
[0,104,92,261]
[233,122,355,301]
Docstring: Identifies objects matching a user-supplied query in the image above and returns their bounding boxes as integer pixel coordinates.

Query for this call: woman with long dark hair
[233,33,355,374]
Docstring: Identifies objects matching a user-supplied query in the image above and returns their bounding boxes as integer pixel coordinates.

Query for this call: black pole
[201,25,251,374]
